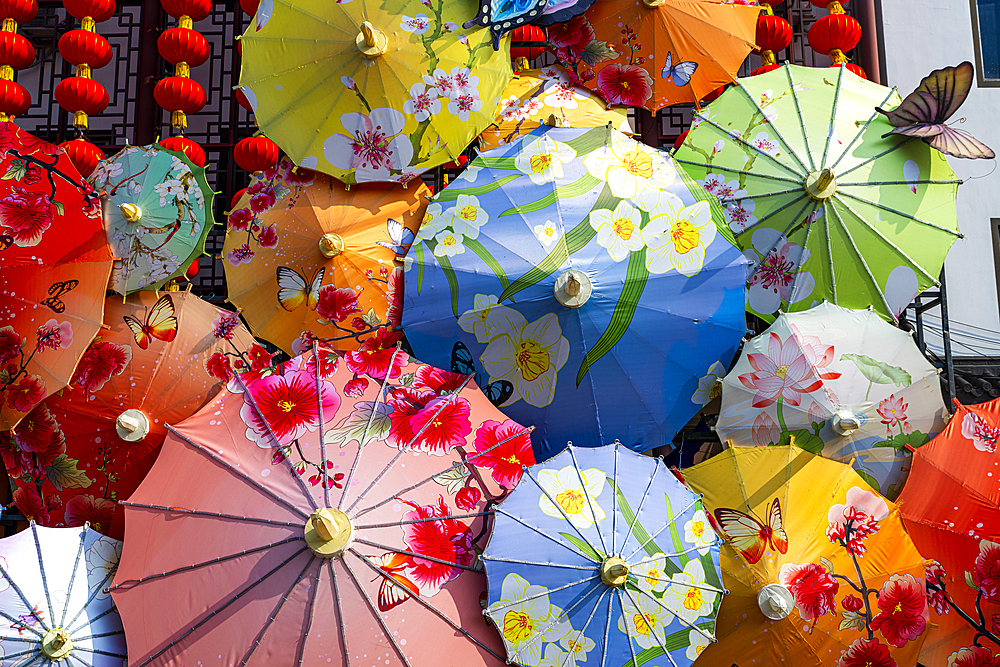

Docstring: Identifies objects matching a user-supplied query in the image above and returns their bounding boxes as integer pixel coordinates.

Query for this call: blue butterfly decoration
[661,51,698,87]
[375,218,415,257]
[450,341,514,407]
[463,0,550,50]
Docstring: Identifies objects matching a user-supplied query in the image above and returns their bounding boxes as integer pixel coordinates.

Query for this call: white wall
[881,0,1000,352]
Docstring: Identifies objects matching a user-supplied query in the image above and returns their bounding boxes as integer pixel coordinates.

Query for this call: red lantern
[0,31,32,70]
[234,87,252,112]
[510,25,547,62]
[54,76,109,115]
[160,0,212,21]
[0,0,36,24]
[154,76,206,113]
[830,62,867,79]
[236,37,242,56]
[234,135,279,173]
[674,129,689,149]
[231,187,246,209]
[159,135,206,167]
[62,0,114,21]
[443,155,467,170]
[701,85,725,105]
[184,257,200,280]
[60,138,104,177]
[58,30,112,69]
[808,14,861,62]
[809,0,849,7]
[158,27,210,67]
[757,14,792,53]
[0,78,29,116]
[239,0,258,16]
[751,63,783,76]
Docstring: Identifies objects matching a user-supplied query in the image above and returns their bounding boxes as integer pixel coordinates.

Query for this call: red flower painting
[469,419,534,489]
[344,327,409,380]
[870,574,928,647]
[401,497,474,596]
[73,340,132,392]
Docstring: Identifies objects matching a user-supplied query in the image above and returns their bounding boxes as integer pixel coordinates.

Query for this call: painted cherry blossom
[323,108,414,182]
[962,410,1000,453]
[725,199,757,233]
[448,91,483,122]
[402,82,440,122]
[826,485,889,556]
[746,228,815,315]
[400,13,431,33]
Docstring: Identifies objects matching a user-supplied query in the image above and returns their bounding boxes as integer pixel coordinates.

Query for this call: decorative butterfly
[0,233,12,251]
[662,52,698,87]
[463,0,550,50]
[713,498,788,565]
[41,280,79,313]
[276,266,324,312]
[375,218,415,257]
[876,61,995,160]
[372,553,418,612]
[123,294,178,350]
[451,341,514,407]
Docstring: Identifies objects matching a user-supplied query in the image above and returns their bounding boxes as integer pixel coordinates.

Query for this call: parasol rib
[340,555,414,667]
[338,345,403,511]
[68,604,118,635]
[480,555,597,571]
[632,572,725,594]
[30,523,57,630]
[835,137,918,180]
[60,525,88,627]
[622,586,681,667]
[0,563,51,633]
[353,425,533,520]
[673,159,803,185]
[630,544,721,567]
[621,463,660,558]
[616,589,640,667]
[108,535,305,591]
[824,201,837,304]
[64,563,117,632]
[1,649,46,664]
[636,584,717,642]
[524,466,604,558]
[599,589,614,667]
[167,424,310,520]
[351,549,506,661]
[70,647,128,658]
[569,445,609,556]
[518,580,604,655]
[67,655,93,667]
[345,374,474,514]
[738,74,811,175]
[134,547,310,667]
[325,560,350,667]
[826,86,898,172]
[0,611,44,639]
[626,496,700,561]
[494,506,599,562]
[745,197,816,287]
[559,588,608,667]
[357,512,491,530]
[68,630,125,642]
[311,340,330,506]
[239,556,317,667]
[119,501,303,528]
[718,187,807,203]
[736,192,808,243]
[820,65,846,169]
[353,538,484,573]
[784,64,817,172]
[485,575,600,614]
[228,375,319,513]
[828,193,897,320]
[611,442,620,557]
[687,115,804,179]
[834,190,964,237]
[837,179,962,187]
[786,201,820,309]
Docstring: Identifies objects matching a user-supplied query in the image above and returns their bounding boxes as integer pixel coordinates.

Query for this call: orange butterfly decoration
[372,552,418,612]
[713,498,788,564]
[123,294,178,349]
[42,280,79,313]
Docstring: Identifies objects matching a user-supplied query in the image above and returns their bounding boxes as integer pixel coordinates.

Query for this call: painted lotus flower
[739,332,824,408]
[240,365,340,448]
[877,394,908,430]
[642,198,715,276]
[778,561,839,623]
[537,464,606,529]
[324,108,413,182]
[469,419,534,489]
[962,411,1000,453]
[515,135,577,186]
[664,558,718,625]
[596,63,653,107]
[583,131,675,207]
[752,412,781,447]
[869,573,928,647]
[401,497,474,596]
[486,573,571,667]
[746,229,814,315]
[481,311,569,408]
[589,199,644,262]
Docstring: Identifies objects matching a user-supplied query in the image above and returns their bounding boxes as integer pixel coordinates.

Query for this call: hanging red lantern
[0,31,32,70]
[158,27,210,68]
[674,129,689,149]
[234,135,279,174]
[829,62,867,78]
[234,87,252,112]
[0,0,36,25]
[0,78,28,117]
[0,0,34,120]
[239,0,258,16]
[510,25,547,62]
[56,0,114,129]
[154,76,206,127]
[184,257,200,280]
[231,187,246,209]
[756,14,792,65]
[808,13,861,64]
[160,0,212,21]
[751,63,783,76]
[809,0,849,8]
[159,135,206,167]
[59,30,112,69]
[443,155,467,170]
[62,0,114,22]
[701,85,726,105]
[54,76,109,117]
[60,138,104,177]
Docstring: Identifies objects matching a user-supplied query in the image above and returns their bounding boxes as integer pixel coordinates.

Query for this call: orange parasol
[223,158,428,355]
[898,397,1000,665]
[548,0,758,110]
[1,291,259,538]
[0,122,112,430]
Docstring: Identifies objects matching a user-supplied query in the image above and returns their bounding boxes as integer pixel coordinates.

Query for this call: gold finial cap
[804,169,837,200]
[357,21,388,57]
[41,628,73,660]
[600,557,629,586]
[319,233,345,258]
[305,508,354,557]
[554,269,592,308]
[120,202,142,222]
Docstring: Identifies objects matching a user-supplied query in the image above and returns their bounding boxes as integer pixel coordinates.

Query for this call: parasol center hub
[554,270,592,308]
[115,409,150,442]
[319,233,345,258]
[831,408,862,436]
[642,0,667,6]
[305,508,354,558]
[804,169,837,200]
[600,557,629,586]
[120,202,142,222]
[40,628,73,659]
[356,21,388,58]
[757,583,794,620]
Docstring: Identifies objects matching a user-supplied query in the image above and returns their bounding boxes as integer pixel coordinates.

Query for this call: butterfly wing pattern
[714,498,788,564]
[878,61,994,159]
[373,553,419,612]
[661,51,698,87]
[123,294,178,349]
[450,341,514,408]
[41,280,79,313]
[462,0,549,49]
[375,218,415,257]
[277,266,324,312]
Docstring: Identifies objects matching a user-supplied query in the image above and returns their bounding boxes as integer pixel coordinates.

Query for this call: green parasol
[674,64,963,323]
[90,144,213,294]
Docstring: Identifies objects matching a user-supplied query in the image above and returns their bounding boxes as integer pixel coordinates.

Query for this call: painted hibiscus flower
[13,485,50,525]
[11,403,59,453]
[386,387,472,455]
[596,64,653,107]
[344,327,408,380]
[836,638,896,667]
[0,188,56,247]
[7,373,45,412]
[401,496,474,596]
[738,332,823,408]
[227,207,253,231]
[386,267,403,327]
[205,351,233,382]
[316,285,361,323]
[64,494,117,533]
[870,573,928,647]
[73,340,132,392]
[777,561,839,624]
[469,419,534,489]
[412,366,468,394]
[947,646,1000,667]
[974,540,1000,603]
[0,433,33,478]
[925,559,949,615]
[240,366,340,448]
[0,325,21,366]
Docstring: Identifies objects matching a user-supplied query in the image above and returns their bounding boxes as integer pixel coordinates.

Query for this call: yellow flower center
[502,611,534,644]
[684,588,704,611]
[633,612,655,636]
[541,227,555,239]
[277,400,296,412]
[504,454,521,463]
[670,220,699,254]
[567,640,584,654]
[441,235,458,247]
[775,365,789,379]
[644,569,662,587]
[555,488,586,515]
[894,602,903,613]
[621,149,653,178]
[515,338,549,382]
[458,205,479,222]
[613,216,635,241]
[691,521,705,539]
[530,153,554,174]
